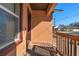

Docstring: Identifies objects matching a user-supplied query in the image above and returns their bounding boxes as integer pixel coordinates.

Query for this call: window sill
[0,39,22,56]
[0,41,15,51]
[0,33,22,56]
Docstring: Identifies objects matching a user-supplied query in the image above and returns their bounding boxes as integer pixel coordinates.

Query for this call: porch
[0,3,79,56]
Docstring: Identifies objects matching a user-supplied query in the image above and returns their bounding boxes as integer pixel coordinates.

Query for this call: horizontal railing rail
[55,32,79,56]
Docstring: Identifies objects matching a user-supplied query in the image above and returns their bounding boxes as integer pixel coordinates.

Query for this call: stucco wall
[30,10,53,47]
[15,4,28,56]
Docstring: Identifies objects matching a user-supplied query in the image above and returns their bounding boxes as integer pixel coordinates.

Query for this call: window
[0,4,20,50]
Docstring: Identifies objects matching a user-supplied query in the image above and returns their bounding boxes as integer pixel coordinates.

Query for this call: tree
[69,22,79,27]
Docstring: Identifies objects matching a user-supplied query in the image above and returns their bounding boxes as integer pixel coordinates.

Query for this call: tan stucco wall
[15,4,28,56]
[30,10,53,47]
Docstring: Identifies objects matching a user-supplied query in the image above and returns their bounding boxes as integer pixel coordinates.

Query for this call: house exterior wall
[0,4,53,56]
[0,4,29,56]
[6,4,29,56]
[29,10,53,47]
[73,29,79,31]
[15,4,29,56]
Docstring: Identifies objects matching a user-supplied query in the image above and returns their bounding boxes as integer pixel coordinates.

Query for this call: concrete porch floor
[26,37,59,56]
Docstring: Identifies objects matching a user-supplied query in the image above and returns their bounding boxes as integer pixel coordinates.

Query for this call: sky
[52,3,79,26]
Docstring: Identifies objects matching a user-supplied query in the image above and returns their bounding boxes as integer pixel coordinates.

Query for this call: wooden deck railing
[55,32,79,56]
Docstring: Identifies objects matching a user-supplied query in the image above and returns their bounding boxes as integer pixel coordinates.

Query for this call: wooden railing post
[73,40,77,56]
[67,37,69,56]
[70,39,72,56]
[62,36,65,55]
[56,33,58,51]
[59,35,60,51]
[64,37,66,55]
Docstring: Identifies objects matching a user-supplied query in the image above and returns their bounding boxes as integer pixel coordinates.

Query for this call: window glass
[1,3,14,12]
[0,4,20,49]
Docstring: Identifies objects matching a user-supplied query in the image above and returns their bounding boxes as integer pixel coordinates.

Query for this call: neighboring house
[64,26,79,32]
[58,25,65,31]
[52,26,58,33]
[72,27,79,31]
[58,24,79,32]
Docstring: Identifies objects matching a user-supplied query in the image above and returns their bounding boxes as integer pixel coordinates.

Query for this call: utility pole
[53,17,56,27]
[51,13,55,34]
[52,9,64,33]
